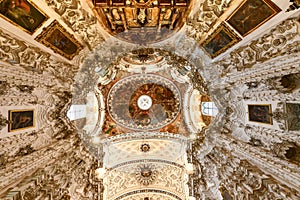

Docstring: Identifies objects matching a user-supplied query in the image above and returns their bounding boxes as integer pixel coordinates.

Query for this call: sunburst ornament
[140,143,150,152]
[135,164,157,186]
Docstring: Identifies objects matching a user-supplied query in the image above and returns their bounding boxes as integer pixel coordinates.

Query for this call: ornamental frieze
[215,18,300,75]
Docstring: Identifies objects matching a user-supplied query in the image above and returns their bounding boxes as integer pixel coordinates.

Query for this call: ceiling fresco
[107,74,181,130]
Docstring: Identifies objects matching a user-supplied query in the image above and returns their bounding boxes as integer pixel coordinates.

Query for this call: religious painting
[248,104,273,124]
[35,20,83,60]
[226,0,281,37]
[201,23,241,58]
[286,103,300,131]
[107,74,181,131]
[8,110,34,132]
[0,0,48,34]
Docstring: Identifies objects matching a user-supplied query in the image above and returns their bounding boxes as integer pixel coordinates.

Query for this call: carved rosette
[135,164,157,186]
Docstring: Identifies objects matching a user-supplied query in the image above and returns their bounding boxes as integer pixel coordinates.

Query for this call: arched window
[201,102,218,116]
[67,105,86,121]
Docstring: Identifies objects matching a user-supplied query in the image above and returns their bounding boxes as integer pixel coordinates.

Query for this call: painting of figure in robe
[286,103,300,131]
[226,0,281,36]
[201,23,241,58]
[8,110,34,132]
[0,0,48,34]
[35,20,83,60]
[248,104,273,124]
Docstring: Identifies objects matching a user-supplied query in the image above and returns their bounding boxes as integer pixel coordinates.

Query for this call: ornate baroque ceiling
[92,0,191,44]
[0,0,299,199]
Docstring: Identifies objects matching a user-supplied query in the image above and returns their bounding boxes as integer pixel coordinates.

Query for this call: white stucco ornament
[95,168,106,179]
[137,95,153,110]
[186,163,194,174]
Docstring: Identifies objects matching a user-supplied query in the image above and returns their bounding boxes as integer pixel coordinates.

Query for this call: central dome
[107,74,181,130]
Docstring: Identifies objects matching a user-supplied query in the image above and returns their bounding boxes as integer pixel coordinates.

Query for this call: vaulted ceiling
[0,0,300,199]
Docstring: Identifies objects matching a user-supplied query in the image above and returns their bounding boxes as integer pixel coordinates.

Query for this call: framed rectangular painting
[286,103,300,131]
[8,109,35,132]
[35,20,83,60]
[0,0,48,34]
[226,0,281,37]
[201,22,241,58]
[248,104,273,125]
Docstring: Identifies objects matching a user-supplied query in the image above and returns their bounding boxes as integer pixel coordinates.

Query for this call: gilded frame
[35,20,83,60]
[8,109,35,132]
[226,0,281,37]
[201,22,241,58]
[0,0,48,34]
[247,104,273,125]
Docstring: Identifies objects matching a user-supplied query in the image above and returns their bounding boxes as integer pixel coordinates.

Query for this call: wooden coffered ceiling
[92,0,192,44]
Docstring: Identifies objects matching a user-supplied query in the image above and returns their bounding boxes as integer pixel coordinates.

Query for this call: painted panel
[226,0,281,36]
[201,23,241,58]
[286,103,300,131]
[248,104,273,124]
[35,20,83,60]
[0,0,48,34]
[8,109,34,132]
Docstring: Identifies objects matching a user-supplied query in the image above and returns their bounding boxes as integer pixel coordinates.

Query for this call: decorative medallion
[137,95,153,110]
[123,48,164,65]
[107,74,181,130]
[135,164,157,186]
[141,143,150,152]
